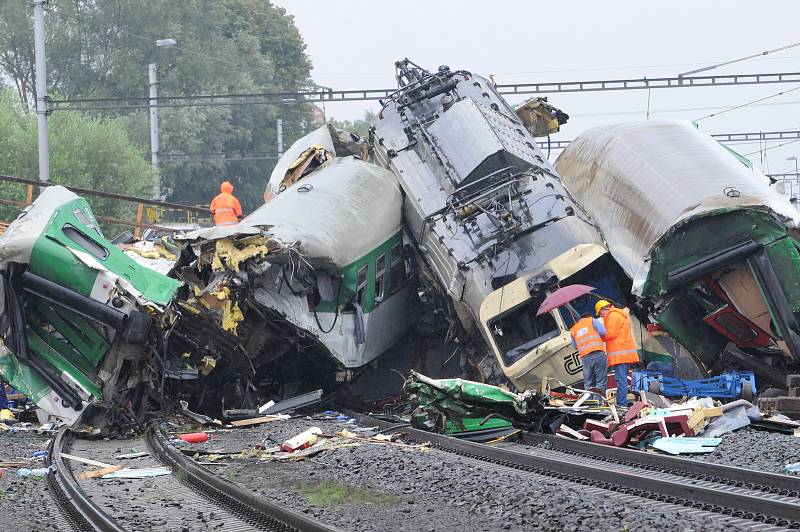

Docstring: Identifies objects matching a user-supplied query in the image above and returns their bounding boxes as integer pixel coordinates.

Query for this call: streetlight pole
[148,62,160,198]
[32,0,49,182]
[149,38,176,199]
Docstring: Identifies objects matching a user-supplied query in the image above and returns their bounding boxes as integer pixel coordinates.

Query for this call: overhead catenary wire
[744,137,800,156]
[678,41,800,78]
[694,84,800,121]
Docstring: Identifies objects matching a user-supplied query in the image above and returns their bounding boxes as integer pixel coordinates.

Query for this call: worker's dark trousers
[613,364,629,407]
[581,351,607,394]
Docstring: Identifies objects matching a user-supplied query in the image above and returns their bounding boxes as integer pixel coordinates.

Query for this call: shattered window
[490,298,560,366]
[375,253,386,303]
[356,264,369,306]
[390,241,404,294]
[62,224,109,260]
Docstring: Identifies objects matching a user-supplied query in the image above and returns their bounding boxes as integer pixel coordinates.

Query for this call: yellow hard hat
[595,299,611,316]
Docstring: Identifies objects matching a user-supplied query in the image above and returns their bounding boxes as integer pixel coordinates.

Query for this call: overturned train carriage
[0,186,179,429]
[371,61,672,390]
[556,121,800,388]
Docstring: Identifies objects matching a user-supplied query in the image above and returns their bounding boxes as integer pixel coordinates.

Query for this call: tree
[0,0,313,213]
[0,89,156,231]
[327,110,377,139]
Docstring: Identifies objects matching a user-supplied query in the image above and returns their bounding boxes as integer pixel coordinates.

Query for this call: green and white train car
[0,186,179,428]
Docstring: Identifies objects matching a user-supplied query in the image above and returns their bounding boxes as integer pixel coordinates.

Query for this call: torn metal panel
[405,370,544,434]
[265,124,368,201]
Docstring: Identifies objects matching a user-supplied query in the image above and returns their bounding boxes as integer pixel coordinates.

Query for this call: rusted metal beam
[0,174,208,214]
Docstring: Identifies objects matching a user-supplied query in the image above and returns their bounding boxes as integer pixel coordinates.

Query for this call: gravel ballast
[690,427,800,473]
[173,416,767,531]
[0,431,62,532]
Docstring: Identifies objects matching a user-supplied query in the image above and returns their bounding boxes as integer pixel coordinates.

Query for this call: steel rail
[351,412,800,526]
[521,431,800,495]
[47,428,126,532]
[145,425,340,532]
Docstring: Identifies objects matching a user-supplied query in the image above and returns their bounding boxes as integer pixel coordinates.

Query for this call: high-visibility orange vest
[570,317,605,358]
[603,308,639,367]
[210,182,242,226]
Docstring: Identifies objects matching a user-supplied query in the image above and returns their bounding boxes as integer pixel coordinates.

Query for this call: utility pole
[276,119,284,157]
[148,63,160,198]
[32,0,49,182]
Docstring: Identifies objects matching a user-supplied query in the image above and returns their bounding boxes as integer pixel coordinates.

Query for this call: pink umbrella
[536,284,595,316]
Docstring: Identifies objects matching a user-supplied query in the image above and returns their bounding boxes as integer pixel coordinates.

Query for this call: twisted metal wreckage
[1,60,799,434]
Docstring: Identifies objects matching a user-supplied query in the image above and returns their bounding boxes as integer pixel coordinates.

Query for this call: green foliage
[0,0,313,212]
[327,110,377,139]
[297,481,401,508]
[0,89,155,229]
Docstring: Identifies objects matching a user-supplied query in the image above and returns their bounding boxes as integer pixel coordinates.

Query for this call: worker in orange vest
[569,312,608,394]
[210,181,242,226]
[596,300,639,407]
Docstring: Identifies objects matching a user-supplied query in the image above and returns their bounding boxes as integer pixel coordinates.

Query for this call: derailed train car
[371,60,672,390]
[556,121,800,388]
[0,187,179,430]
[167,126,417,414]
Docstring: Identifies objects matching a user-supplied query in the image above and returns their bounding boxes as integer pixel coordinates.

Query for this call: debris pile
[406,370,800,456]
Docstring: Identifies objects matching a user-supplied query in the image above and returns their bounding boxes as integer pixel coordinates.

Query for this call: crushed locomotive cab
[0,186,180,432]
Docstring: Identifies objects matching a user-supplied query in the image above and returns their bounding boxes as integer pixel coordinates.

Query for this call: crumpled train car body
[0,186,179,429]
[371,61,672,390]
[170,131,414,412]
[556,121,800,387]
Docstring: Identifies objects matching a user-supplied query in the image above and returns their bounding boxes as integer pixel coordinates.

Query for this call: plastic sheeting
[555,121,799,294]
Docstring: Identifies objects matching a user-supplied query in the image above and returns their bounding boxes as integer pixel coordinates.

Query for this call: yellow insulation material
[222,300,244,334]
[212,237,269,272]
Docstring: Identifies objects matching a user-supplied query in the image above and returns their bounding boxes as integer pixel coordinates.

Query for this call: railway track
[351,411,800,528]
[47,426,340,532]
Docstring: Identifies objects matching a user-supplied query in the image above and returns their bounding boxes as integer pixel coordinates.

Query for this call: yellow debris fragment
[199,356,216,376]
[222,300,244,334]
[212,238,269,272]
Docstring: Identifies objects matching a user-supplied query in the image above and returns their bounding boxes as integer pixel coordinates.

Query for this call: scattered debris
[179,432,209,444]
[60,453,115,468]
[114,452,150,459]
[632,370,757,400]
[281,427,322,452]
[652,436,722,455]
[230,414,290,428]
[100,466,171,479]
[17,467,52,477]
[77,466,123,480]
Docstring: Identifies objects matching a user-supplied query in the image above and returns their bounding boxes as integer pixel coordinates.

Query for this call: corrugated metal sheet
[555,120,799,294]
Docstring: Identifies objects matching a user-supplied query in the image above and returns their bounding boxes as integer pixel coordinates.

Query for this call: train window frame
[356,264,369,306]
[62,224,109,260]
[389,241,404,294]
[375,253,386,304]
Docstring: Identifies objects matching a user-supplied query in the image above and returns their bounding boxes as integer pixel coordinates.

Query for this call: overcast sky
[275,0,800,177]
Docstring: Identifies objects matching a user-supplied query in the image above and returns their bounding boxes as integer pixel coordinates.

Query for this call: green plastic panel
[28,197,179,305]
[645,210,788,298]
